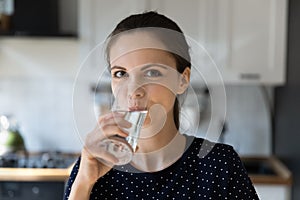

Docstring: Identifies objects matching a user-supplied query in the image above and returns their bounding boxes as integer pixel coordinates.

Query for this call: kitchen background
[0,0,299,200]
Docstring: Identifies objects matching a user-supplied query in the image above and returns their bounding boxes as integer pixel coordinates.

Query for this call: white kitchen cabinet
[79,0,288,85]
[150,0,288,85]
[254,184,291,200]
[222,0,287,85]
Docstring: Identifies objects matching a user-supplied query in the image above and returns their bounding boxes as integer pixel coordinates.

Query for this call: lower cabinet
[254,184,291,200]
[0,181,65,200]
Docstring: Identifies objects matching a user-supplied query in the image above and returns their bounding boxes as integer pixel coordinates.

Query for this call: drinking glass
[101,110,147,165]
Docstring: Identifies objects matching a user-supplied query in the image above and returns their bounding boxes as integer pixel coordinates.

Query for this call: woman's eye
[113,71,128,78]
[144,69,162,77]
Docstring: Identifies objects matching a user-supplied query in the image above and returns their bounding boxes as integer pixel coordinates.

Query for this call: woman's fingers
[75,111,132,185]
[99,112,131,128]
[94,145,119,165]
[84,136,120,164]
[84,111,131,165]
[96,112,131,138]
[92,121,129,139]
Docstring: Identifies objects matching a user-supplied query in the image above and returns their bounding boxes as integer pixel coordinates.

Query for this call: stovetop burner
[0,152,78,168]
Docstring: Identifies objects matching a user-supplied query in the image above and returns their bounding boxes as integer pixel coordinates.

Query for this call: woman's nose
[127,76,145,99]
[128,85,145,99]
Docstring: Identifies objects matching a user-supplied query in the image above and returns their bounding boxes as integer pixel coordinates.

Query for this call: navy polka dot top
[64,136,259,199]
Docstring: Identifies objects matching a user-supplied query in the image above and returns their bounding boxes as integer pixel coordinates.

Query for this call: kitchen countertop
[241,156,292,185]
[0,166,74,182]
[0,152,78,182]
[0,156,292,184]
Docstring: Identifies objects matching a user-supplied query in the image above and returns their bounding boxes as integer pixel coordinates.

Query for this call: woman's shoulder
[182,134,247,174]
[183,134,240,161]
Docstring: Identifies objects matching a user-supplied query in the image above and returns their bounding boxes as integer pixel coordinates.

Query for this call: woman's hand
[68,112,131,199]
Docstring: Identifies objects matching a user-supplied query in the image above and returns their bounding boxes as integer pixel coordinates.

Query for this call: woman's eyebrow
[111,64,169,71]
[110,65,126,71]
[140,63,168,71]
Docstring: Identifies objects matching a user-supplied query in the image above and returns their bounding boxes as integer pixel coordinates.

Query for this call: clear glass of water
[101,110,147,165]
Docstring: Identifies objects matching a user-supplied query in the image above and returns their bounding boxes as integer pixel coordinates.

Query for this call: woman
[65,11,259,199]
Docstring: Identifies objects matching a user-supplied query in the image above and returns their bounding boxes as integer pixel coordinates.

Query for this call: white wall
[0,38,85,152]
[0,77,84,152]
[191,85,272,156]
[223,85,272,155]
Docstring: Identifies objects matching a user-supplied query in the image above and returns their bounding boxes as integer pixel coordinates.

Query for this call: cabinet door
[148,0,206,45]
[222,0,287,84]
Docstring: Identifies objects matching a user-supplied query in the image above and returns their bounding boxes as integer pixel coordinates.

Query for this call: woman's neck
[131,115,186,172]
[137,111,179,153]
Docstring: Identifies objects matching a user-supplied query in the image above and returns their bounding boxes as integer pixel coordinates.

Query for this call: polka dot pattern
[64,136,259,199]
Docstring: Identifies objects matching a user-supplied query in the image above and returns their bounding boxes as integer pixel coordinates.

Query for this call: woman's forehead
[109,30,168,63]
[110,48,176,71]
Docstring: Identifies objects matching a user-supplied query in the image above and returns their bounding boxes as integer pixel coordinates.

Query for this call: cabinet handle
[240,73,261,80]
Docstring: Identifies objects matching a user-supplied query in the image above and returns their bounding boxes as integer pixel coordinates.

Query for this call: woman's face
[109,32,188,121]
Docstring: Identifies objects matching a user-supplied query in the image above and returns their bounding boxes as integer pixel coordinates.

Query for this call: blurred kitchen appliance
[0,115,26,156]
[0,151,77,168]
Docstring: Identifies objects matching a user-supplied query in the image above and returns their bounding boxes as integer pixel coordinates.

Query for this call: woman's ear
[177,67,191,94]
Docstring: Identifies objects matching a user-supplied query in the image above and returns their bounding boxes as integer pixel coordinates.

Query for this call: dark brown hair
[106,11,191,129]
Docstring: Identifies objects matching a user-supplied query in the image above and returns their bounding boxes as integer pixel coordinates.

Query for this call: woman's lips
[128,100,148,111]
[128,106,147,111]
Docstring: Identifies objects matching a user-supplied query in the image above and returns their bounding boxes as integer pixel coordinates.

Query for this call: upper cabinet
[79,0,288,85]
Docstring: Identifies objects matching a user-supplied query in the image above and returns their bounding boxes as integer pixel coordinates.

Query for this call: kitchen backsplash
[0,77,83,152]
